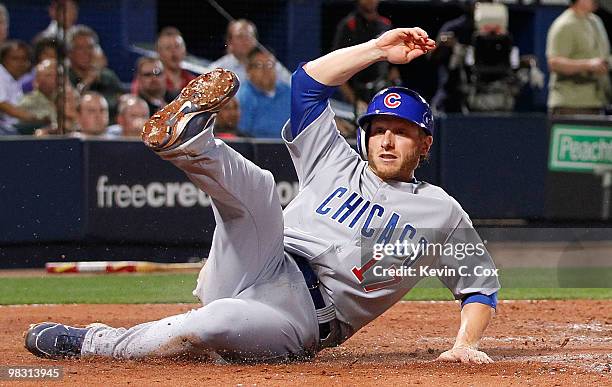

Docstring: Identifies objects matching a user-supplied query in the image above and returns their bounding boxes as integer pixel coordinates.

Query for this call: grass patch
[499,267,612,288]
[0,269,611,304]
[0,273,199,304]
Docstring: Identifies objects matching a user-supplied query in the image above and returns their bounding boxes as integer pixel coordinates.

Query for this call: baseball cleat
[24,322,90,359]
[142,68,240,151]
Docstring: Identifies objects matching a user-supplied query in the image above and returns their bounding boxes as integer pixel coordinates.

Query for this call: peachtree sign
[549,124,612,172]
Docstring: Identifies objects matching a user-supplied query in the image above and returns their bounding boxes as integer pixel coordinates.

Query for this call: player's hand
[436,346,493,364]
[375,28,436,65]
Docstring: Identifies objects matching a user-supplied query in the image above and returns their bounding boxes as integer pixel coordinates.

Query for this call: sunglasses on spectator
[249,61,275,70]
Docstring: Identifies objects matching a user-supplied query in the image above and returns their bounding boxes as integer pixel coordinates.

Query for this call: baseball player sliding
[25,27,500,364]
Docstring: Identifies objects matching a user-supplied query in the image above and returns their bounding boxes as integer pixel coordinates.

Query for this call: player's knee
[191,300,245,350]
[198,323,232,350]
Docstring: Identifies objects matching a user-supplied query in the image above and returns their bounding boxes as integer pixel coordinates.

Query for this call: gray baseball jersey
[282,104,500,331]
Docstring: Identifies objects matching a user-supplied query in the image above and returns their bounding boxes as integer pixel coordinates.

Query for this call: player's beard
[368,147,421,182]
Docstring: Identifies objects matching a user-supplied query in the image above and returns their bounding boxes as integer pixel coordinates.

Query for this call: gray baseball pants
[81,127,319,362]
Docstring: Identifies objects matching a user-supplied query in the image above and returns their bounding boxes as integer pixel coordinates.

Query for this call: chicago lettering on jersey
[315,186,431,292]
[315,186,425,245]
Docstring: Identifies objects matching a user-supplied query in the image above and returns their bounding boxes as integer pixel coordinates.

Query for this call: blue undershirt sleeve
[461,292,498,310]
[290,63,337,138]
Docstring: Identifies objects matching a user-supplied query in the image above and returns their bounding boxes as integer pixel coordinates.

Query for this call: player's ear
[420,134,433,155]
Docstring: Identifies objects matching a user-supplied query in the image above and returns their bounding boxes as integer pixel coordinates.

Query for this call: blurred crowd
[0,0,609,140]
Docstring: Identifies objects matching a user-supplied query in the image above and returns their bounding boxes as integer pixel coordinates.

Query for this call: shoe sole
[142,68,239,150]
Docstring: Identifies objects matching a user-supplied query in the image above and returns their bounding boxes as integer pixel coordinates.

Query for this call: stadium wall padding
[2,114,592,247]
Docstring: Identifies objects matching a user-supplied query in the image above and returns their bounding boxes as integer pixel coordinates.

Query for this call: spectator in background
[429,2,475,114]
[34,83,79,135]
[0,40,44,134]
[236,46,290,138]
[92,44,107,71]
[431,1,535,113]
[75,90,108,135]
[18,59,57,133]
[332,0,398,114]
[38,0,79,41]
[34,37,61,64]
[0,3,9,44]
[106,94,149,138]
[67,25,124,121]
[156,27,195,98]
[210,19,291,86]
[22,37,63,93]
[546,0,610,115]
[214,97,242,139]
[134,57,172,115]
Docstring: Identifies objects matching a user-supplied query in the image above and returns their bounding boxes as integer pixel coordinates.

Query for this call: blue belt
[291,254,331,340]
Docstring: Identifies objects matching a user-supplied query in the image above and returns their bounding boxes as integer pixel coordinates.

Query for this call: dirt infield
[2,300,610,386]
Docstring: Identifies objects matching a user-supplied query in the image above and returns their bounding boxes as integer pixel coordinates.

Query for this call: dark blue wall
[0,138,84,243]
[438,114,548,219]
[0,114,556,247]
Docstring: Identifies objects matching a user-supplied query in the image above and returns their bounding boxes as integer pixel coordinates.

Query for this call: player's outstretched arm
[437,303,495,364]
[303,27,435,86]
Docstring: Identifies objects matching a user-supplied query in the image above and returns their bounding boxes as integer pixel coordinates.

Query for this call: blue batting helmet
[356,87,434,160]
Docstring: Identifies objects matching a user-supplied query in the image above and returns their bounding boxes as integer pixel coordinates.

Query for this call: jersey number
[351,257,402,292]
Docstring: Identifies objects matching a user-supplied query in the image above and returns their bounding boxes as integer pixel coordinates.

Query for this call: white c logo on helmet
[383,93,401,109]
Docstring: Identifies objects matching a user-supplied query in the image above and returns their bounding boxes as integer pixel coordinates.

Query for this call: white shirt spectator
[104,124,122,138]
[0,63,23,134]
